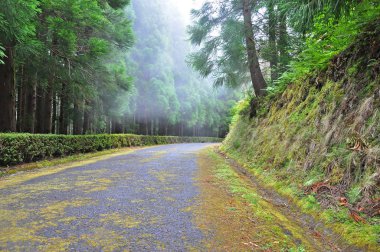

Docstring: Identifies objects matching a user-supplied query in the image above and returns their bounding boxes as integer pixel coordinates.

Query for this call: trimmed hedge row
[0,133,222,166]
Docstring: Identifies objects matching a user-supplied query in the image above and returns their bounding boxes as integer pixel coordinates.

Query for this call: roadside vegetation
[188,0,379,250]
[0,134,221,167]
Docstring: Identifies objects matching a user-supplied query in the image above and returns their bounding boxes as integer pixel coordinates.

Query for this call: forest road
[0,143,215,251]
[0,143,354,251]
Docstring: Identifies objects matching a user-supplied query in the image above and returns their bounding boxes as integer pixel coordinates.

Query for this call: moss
[223,147,380,250]
[196,148,336,251]
[99,212,141,229]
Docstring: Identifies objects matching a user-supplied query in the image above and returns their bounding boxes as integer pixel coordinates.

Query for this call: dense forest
[0,0,378,137]
[0,0,238,137]
[188,0,379,97]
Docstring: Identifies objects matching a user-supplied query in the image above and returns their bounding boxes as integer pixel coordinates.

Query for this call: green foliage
[0,133,222,166]
[282,0,362,33]
[347,186,362,204]
[275,0,380,91]
[188,1,250,89]
[0,0,39,45]
[230,96,250,126]
[0,45,4,64]
[223,15,380,248]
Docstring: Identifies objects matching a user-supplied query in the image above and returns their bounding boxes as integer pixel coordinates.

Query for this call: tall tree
[0,0,39,132]
[242,0,267,96]
[188,0,267,97]
[268,0,278,81]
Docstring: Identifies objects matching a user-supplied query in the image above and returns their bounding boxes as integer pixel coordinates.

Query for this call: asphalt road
[0,143,214,251]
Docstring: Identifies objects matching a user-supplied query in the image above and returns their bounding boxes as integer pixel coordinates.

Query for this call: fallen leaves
[349,210,366,224]
[339,197,348,206]
[305,181,332,194]
[242,241,259,247]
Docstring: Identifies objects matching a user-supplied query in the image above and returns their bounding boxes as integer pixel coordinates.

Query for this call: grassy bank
[222,19,380,250]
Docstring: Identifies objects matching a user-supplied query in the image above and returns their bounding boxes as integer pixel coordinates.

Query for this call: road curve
[0,143,215,251]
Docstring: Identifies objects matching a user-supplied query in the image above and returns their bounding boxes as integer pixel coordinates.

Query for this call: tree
[242,0,267,96]
[0,0,134,134]
[188,0,267,97]
[0,0,39,132]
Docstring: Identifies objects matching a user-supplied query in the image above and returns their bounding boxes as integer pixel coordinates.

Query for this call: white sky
[175,0,204,24]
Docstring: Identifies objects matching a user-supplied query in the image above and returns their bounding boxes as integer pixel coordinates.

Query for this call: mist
[121,0,240,137]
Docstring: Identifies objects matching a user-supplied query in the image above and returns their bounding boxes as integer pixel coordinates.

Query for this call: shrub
[0,133,222,166]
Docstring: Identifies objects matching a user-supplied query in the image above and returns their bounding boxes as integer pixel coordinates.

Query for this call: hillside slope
[223,19,380,249]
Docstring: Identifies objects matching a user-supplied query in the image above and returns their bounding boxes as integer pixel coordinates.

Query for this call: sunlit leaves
[89,37,109,56]
[188,0,249,89]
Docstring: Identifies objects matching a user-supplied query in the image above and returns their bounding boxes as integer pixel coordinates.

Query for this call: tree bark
[83,100,90,134]
[24,74,37,133]
[52,93,57,134]
[268,0,278,82]
[242,0,267,97]
[278,11,289,75]
[17,65,25,132]
[43,78,53,133]
[59,82,69,134]
[73,100,83,135]
[144,109,148,135]
[36,86,46,133]
[0,47,16,132]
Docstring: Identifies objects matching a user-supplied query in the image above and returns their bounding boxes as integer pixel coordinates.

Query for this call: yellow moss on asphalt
[80,227,128,251]
[39,198,94,221]
[149,170,176,183]
[0,148,140,190]
[139,151,167,163]
[79,178,113,193]
[100,212,141,229]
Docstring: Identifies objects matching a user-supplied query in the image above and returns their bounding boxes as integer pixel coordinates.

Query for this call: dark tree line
[0,0,134,134]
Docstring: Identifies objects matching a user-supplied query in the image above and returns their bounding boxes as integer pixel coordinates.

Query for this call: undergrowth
[269,0,380,94]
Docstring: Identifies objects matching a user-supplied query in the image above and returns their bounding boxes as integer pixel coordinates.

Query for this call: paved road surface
[0,143,214,251]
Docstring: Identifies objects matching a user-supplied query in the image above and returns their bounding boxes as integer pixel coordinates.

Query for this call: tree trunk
[44,78,53,133]
[73,100,83,135]
[105,117,111,134]
[83,100,90,134]
[242,0,267,97]
[0,47,16,132]
[24,74,37,133]
[52,93,57,134]
[17,65,25,132]
[268,0,278,82]
[278,11,289,75]
[36,86,46,133]
[144,110,148,135]
[59,82,69,134]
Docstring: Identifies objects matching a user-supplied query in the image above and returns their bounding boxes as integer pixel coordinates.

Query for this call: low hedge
[0,133,222,166]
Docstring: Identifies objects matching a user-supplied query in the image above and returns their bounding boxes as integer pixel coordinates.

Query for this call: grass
[223,148,380,251]
[0,146,146,178]
[199,148,337,251]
